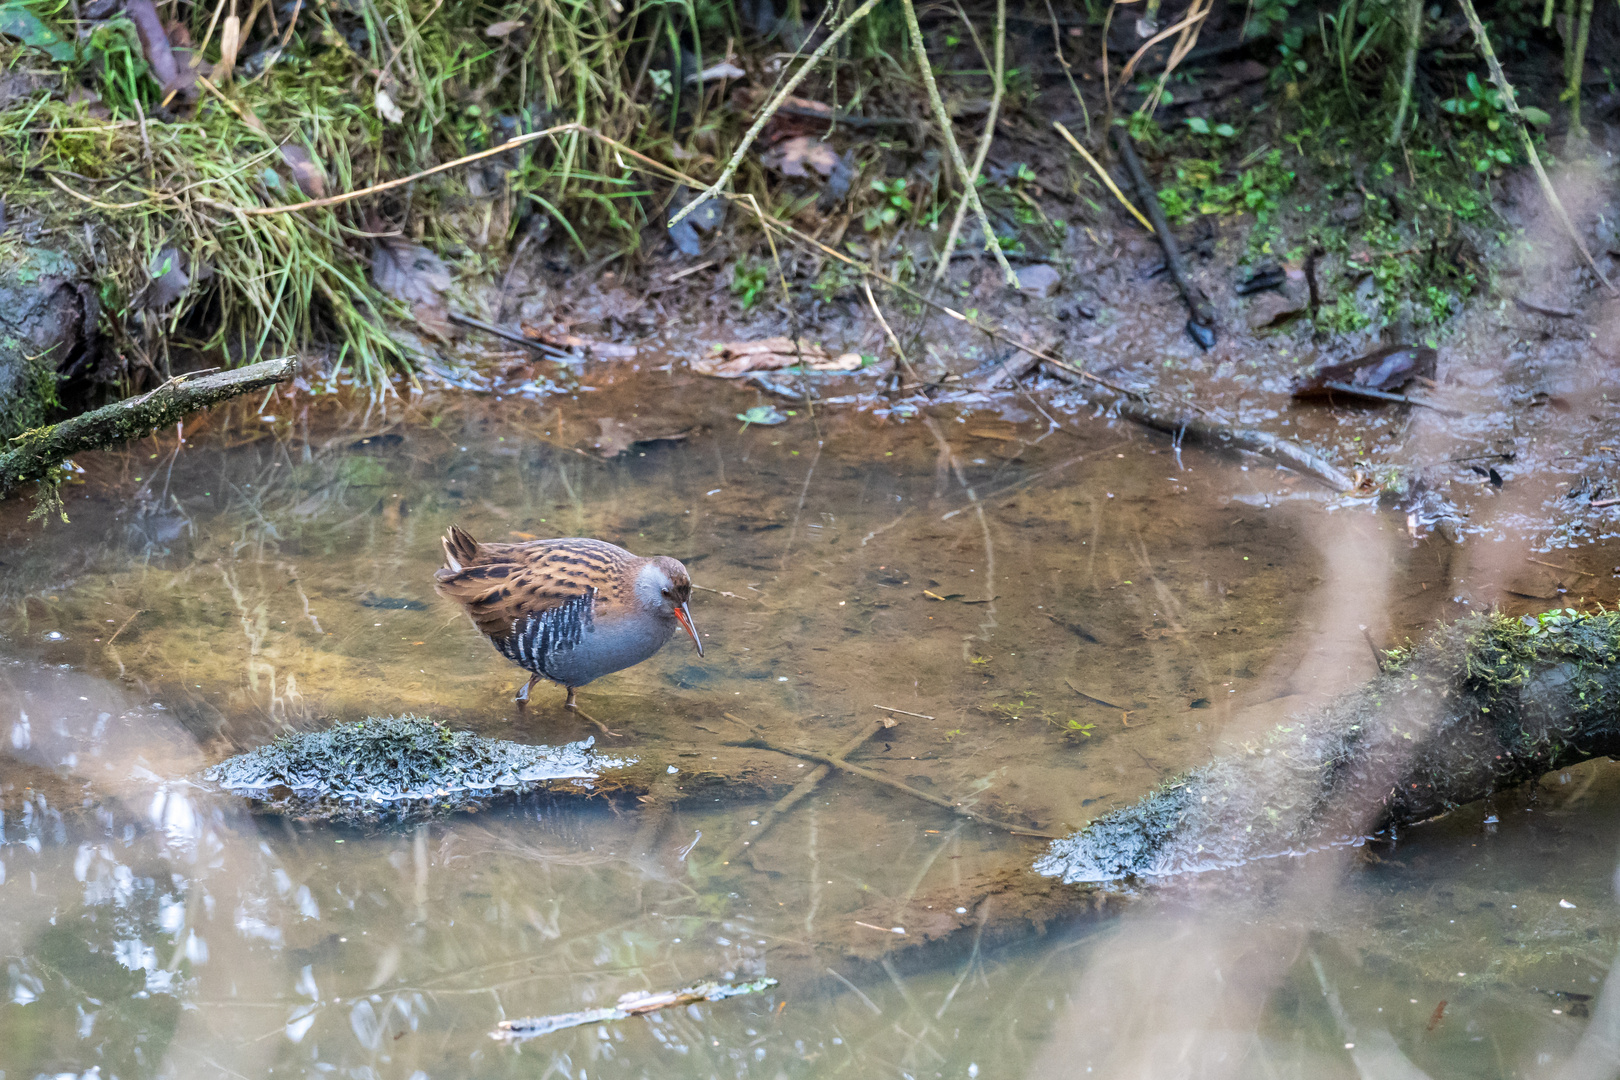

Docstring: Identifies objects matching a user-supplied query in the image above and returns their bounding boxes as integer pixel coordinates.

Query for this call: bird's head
[636,556,702,656]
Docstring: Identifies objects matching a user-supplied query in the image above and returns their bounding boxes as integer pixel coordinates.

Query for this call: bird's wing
[435,535,634,640]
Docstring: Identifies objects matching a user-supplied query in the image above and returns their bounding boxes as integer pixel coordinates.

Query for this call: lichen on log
[1037,608,1620,884]
[203,714,637,822]
[0,356,298,507]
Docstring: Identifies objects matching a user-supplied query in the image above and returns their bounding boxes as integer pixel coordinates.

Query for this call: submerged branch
[1036,609,1620,884]
[0,356,298,502]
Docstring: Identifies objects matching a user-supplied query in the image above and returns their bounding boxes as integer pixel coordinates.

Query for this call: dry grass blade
[1053,121,1154,234]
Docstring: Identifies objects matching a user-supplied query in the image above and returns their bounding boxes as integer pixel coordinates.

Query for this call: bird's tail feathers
[440,524,481,574]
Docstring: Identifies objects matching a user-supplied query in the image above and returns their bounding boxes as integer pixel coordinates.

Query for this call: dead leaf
[685,60,746,84]
[761,135,839,179]
[213,14,240,81]
[1293,345,1437,399]
[590,418,694,457]
[521,324,638,359]
[372,237,450,335]
[484,19,524,36]
[375,88,404,124]
[690,337,863,376]
[279,143,326,197]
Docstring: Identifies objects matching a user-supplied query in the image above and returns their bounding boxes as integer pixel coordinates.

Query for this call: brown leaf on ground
[522,324,638,359]
[372,237,452,336]
[279,144,326,197]
[760,135,839,179]
[690,337,862,376]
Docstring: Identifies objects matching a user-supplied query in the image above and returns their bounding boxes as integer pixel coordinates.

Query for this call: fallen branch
[1036,608,1620,884]
[1039,362,1357,490]
[493,978,777,1042]
[1111,128,1218,347]
[717,716,892,865]
[0,356,298,502]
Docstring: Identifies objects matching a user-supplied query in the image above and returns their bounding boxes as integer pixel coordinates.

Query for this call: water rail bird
[434,525,702,709]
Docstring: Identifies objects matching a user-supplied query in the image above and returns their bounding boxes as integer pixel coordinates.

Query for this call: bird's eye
[661,588,670,597]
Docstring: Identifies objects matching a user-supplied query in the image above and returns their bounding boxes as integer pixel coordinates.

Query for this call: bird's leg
[515,674,542,705]
[564,686,578,709]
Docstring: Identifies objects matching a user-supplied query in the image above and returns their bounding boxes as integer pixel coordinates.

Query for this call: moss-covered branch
[1037,609,1620,884]
[0,356,298,504]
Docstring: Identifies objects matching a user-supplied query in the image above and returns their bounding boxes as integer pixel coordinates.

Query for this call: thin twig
[104,609,145,648]
[863,280,918,384]
[1043,0,1090,139]
[723,736,1061,838]
[447,312,573,358]
[668,0,883,229]
[716,717,891,866]
[933,0,1006,283]
[874,705,936,720]
[1455,0,1615,294]
[899,0,1018,286]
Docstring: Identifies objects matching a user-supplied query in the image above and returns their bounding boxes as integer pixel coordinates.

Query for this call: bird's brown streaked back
[434,524,635,640]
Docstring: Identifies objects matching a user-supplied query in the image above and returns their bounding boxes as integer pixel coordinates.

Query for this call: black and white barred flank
[496,588,596,680]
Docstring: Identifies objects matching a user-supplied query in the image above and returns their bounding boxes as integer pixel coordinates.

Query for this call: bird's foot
[568,701,622,738]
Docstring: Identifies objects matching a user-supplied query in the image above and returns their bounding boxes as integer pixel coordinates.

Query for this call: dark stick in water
[1111,129,1217,349]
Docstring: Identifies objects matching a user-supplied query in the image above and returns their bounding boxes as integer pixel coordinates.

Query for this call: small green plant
[1051,717,1095,738]
[863,177,914,231]
[1157,149,1295,224]
[730,260,771,308]
[1440,72,1547,172]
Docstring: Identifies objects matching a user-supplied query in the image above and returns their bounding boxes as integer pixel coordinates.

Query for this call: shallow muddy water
[3,363,1619,1079]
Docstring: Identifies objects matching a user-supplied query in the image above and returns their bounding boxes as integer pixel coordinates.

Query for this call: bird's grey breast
[499,589,676,686]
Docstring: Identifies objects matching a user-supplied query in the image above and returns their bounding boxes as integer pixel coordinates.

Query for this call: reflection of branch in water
[920,417,996,642]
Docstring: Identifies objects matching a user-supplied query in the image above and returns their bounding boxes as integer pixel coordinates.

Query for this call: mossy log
[203,715,804,823]
[0,356,297,501]
[1036,609,1620,884]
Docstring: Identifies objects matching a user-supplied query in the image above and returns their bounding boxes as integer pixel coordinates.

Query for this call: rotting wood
[1036,608,1620,884]
[0,356,298,502]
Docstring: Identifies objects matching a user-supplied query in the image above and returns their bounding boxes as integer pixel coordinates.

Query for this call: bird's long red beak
[674,601,703,656]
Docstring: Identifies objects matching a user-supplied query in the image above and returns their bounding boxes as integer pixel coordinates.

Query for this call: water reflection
[0,369,1617,1078]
